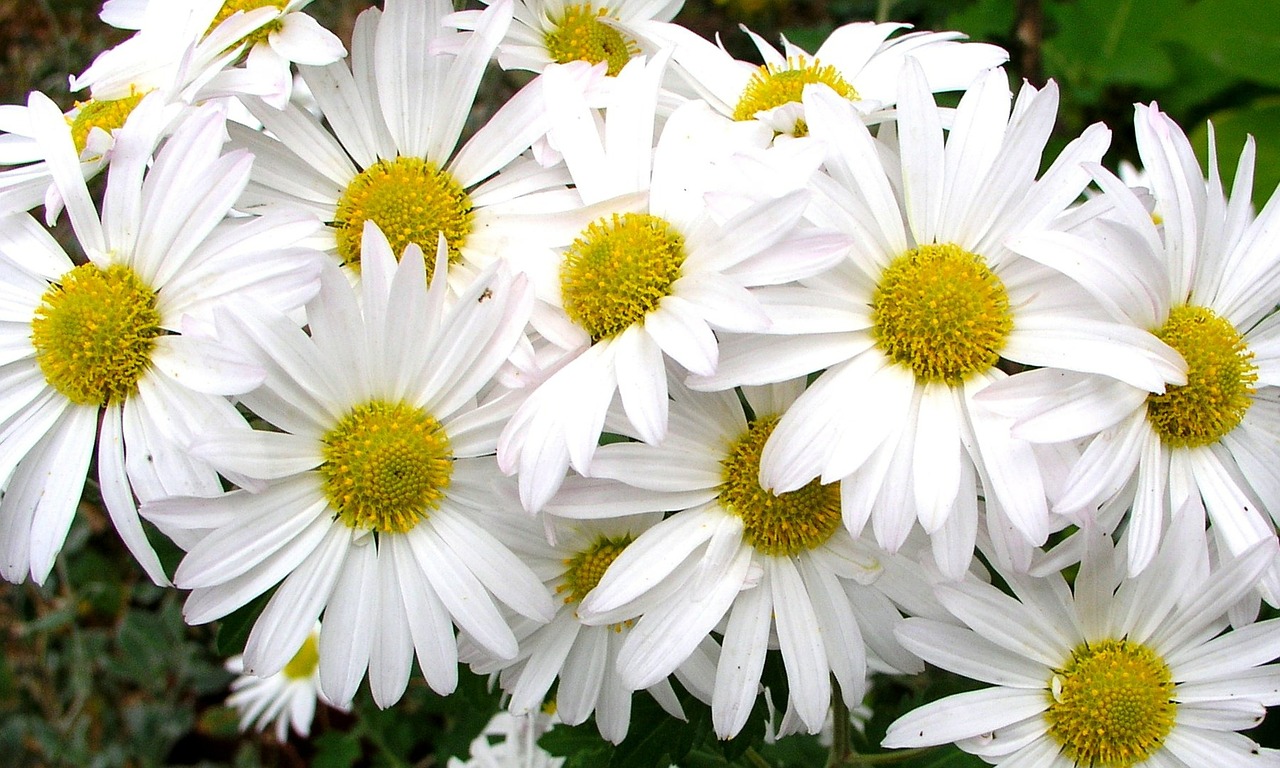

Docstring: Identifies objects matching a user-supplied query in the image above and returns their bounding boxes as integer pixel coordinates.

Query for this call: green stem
[825,682,853,768]
[839,747,937,765]
[744,746,773,768]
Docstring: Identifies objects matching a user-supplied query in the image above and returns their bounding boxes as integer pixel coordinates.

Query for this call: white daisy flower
[92,0,345,108]
[884,521,1280,767]
[225,624,346,741]
[652,18,1007,137]
[143,223,555,709]
[688,67,1186,577]
[447,711,565,768]
[444,0,683,76]
[497,54,850,512]
[561,376,925,739]
[229,0,573,289]
[992,103,1280,590]
[0,99,322,587]
[462,507,718,743]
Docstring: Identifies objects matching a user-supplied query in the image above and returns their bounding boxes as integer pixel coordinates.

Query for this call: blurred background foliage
[2,0,1279,765]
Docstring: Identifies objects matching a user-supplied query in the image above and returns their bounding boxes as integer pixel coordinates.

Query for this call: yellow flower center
[1146,304,1257,448]
[543,3,639,76]
[281,634,320,680]
[319,400,452,534]
[558,535,632,604]
[31,263,162,407]
[871,243,1012,384]
[559,212,686,342]
[207,0,289,47]
[1045,639,1176,768]
[732,56,859,136]
[67,92,146,156]
[719,415,842,556]
[333,157,474,273]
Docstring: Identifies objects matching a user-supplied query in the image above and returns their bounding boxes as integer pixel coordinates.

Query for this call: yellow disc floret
[871,242,1013,384]
[1045,639,1176,767]
[719,415,842,556]
[333,157,474,273]
[1147,304,1257,448]
[544,3,639,76]
[733,56,859,136]
[281,634,320,680]
[67,91,146,156]
[31,263,162,407]
[207,0,289,47]
[319,400,452,534]
[559,212,686,342]
[558,535,632,604]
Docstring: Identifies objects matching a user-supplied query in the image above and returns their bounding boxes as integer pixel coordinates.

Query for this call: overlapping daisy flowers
[4,0,1280,765]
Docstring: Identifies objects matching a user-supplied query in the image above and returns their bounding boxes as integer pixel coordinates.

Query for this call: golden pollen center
[1147,303,1257,448]
[719,415,842,556]
[68,92,146,155]
[319,400,452,535]
[559,212,686,342]
[282,634,320,680]
[732,56,859,137]
[333,157,474,274]
[1045,639,1175,768]
[558,535,632,605]
[207,0,289,47]
[871,242,1012,384]
[543,4,639,76]
[31,263,161,407]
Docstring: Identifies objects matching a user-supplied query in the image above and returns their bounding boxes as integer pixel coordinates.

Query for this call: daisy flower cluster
[4,0,1280,765]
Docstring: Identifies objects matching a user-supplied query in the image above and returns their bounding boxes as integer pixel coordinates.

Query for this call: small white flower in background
[143,223,553,710]
[653,18,1007,137]
[448,711,565,768]
[225,625,345,742]
[444,0,683,77]
[0,99,323,587]
[884,519,1280,767]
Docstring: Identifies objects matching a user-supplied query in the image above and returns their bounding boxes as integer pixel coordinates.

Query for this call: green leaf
[1167,0,1280,88]
[313,731,363,768]
[1189,96,1280,210]
[1042,0,1182,95]
[215,588,273,657]
[541,722,613,768]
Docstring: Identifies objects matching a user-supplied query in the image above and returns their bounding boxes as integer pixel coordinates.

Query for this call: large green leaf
[1167,0,1280,88]
[1189,96,1280,209]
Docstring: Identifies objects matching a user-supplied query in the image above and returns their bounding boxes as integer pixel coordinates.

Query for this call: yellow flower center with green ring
[281,634,320,680]
[559,212,686,342]
[544,4,639,76]
[559,535,632,604]
[1045,639,1176,768]
[67,92,146,155]
[719,415,842,556]
[871,243,1013,384]
[333,157,474,274]
[1147,304,1257,448]
[733,56,859,137]
[319,400,452,534]
[31,263,162,407]
[207,0,289,47]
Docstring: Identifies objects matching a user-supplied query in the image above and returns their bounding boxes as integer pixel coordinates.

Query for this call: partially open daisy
[884,522,1280,767]
[444,0,680,76]
[225,623,346,742]
[229,0,570,290]
[462,508,717,743]
[655,19,1007,137]
[689,67,1186,577]
[565,376,926,738]
[143,224,554,708]
[996,103,1280,591]
[497,55,849,512]
[0,100,323,587]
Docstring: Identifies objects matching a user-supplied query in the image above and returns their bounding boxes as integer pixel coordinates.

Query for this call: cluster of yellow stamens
[1147,303,1256,447]
[67,91,146,156]
[281,634,321,680]
[733,56,859,136]
[1045,639,1176,767]
[871,242,1013,384]
[559,535,632,605]
[31,263,162,407]
[319,400,452,534]
[207,0,289,47]
[719,415,842,556]
[543,3,639,76]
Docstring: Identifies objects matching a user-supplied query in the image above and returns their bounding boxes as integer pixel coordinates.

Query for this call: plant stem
[744,746,773,768]
[825,681,852,768]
